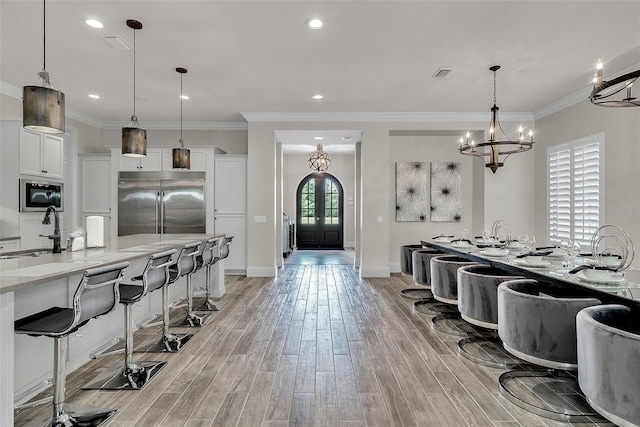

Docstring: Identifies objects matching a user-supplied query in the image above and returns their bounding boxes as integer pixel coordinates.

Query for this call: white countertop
[0,233,224,293]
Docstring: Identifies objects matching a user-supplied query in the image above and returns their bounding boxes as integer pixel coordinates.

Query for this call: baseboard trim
[360,266,390,278]
[225,269,247,276]
[247,266,277,277]
[389,262,401,273]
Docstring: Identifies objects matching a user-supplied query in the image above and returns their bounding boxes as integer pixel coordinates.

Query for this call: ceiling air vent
[433,68,451,78]
[104,35,131,50]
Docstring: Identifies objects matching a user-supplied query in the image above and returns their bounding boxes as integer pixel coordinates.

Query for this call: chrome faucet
[41,205,62,253]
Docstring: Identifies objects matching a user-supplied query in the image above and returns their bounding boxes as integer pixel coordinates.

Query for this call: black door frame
[295,172,344,249]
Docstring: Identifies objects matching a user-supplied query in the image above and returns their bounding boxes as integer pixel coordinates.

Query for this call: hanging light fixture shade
[173,67,191,169]
[308,144,331,172]
[23,0,65,134]
[590,59,640,107]
[458,66,534,173]
[122,19,147,158]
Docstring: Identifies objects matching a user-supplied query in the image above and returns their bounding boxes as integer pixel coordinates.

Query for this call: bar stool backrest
[144,248,178,294]
[200,238,219,268]
[74,261,130,330]
[174,241,201,278]
[219,236,233,261]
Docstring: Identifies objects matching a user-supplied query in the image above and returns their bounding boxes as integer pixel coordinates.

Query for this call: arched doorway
[296,173,344,249]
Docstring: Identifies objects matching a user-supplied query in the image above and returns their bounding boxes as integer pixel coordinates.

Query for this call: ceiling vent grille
[433,68,451,78]
[104,36,131,50]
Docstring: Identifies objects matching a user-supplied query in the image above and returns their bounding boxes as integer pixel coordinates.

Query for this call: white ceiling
[276,130,361,153]
[1,1,640,134]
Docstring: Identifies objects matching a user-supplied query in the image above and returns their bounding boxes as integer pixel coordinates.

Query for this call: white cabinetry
[0,239,20,251]
[20,213,64,249]
[118,149,162,172]
[80,155,111,243]
[19,128,63,179]
[215,155,246,273]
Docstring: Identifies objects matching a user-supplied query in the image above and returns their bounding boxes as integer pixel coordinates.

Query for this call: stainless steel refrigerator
[118,171,205,236]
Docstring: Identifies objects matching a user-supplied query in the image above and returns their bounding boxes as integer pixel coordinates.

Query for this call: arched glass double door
[296,173,344,249]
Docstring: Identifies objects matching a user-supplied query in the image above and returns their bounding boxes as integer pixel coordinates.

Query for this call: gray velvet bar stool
[192,237,221,311]
[428,255,479,331]
[497,279,601,422]
[83,249,176,391]
[456,264,525,368]
[135,242,198,352]
[14,262,130,427]
[194,236,232,312]
[170,240,211,327]
[400,248,441,300]
[577,304,640,427]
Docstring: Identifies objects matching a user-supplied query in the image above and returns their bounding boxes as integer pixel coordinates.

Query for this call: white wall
[387,135,475,271]
[283,153,356,248]
[534,100,640,256]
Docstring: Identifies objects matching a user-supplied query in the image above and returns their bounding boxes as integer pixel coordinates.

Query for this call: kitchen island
[0,233,225,426]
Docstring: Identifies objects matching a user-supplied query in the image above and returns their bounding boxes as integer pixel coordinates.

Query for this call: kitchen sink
[0,248,54,259]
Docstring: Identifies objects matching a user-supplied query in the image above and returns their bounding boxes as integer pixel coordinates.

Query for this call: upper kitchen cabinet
[215,155,246,215]
[118,149,162,171]
[19,128,63,180]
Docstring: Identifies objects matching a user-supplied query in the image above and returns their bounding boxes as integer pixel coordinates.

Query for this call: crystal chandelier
[590,59,640,107]
[308,144,331,172]
[459,66,534,173]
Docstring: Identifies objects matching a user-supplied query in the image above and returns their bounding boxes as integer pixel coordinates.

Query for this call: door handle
[317,217,320,221]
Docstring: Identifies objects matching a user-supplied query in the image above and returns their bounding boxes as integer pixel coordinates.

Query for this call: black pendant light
[23,0,65,134]
[172,67,190,169]
[122,19,147,157]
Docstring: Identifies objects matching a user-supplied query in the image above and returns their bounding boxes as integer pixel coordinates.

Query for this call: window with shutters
[548,133,602,247]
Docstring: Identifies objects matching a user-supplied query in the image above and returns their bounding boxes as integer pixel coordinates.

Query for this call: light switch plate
[254,215,267,223]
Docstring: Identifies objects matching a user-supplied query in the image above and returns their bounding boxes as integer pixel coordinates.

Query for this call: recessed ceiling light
[313,136,324,140]
[179,95,190,100]
[311,94,324,100]
[306,18,324,29]
[86,19,103,28]
[88,94,100,99]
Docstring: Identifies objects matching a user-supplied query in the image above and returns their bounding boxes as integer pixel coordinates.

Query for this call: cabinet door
[20,215,47,249]
[119,149,162,171]
[214,215,245,271]
[0,239,20,251]
[215,156,246,214]
[42,135,63,179]
[81,157,111,212]
[19,128,43,176]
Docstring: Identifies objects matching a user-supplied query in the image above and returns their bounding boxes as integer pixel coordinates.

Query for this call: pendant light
[23,0,65,134]
[122,19,147,157]
[308,144,331,172]
[172,67,190,169]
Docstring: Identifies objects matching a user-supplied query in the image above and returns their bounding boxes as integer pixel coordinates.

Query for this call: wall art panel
[430,161,461,222]
[395,161,427,222]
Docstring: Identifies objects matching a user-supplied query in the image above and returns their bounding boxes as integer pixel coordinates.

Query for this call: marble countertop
[0,233,224,294]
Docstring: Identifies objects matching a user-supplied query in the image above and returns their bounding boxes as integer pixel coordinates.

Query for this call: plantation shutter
[548,134,602,246]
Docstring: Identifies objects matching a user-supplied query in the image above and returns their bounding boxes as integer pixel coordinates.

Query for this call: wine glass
[559,239,573,267]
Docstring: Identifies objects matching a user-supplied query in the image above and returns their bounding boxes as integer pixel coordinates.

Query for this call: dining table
[425,239,640,316]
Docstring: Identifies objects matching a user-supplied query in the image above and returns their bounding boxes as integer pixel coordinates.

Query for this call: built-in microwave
[19,179,64,212]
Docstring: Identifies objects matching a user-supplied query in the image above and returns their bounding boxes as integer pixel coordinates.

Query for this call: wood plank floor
[15,262,614,426]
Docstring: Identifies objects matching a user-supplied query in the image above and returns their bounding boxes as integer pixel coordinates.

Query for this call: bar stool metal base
[499,369,600,422]
[134,333,194,353]
[193,297,227,312]
[19,402,116,427]
[171,312,213,327]
[458,335,525,369]
[431,314,477,336]
[82,360,167,391]
[400,288,433,300]
[413,299,457,316]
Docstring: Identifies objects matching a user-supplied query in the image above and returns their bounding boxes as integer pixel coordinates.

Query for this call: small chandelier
[172,67,190,169]
[590,59,640,107]
[308,144,331,172]
[122,19,147,158]
[459,65,534,173]
[23,0,65,134]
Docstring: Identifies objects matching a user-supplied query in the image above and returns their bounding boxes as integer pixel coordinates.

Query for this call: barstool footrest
[89,338,125,359]
[134,333,194,353]
[193,298,226,312]
[20,402,116,427]
[14,378,53,411]
[499,369,600,422]
[82,361,167,390]
[458,335,526,369]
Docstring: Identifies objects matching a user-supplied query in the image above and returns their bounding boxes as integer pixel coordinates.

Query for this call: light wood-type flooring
[15,257,614,426]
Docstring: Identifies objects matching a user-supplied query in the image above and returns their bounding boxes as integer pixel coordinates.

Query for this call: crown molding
[100,121,248,131]
[533,63,640,120]
[241,111,534,122]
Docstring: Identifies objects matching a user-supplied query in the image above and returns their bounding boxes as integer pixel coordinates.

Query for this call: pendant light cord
[180,73,184,147]
[132,26,136,118]
[42,0,46,72]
